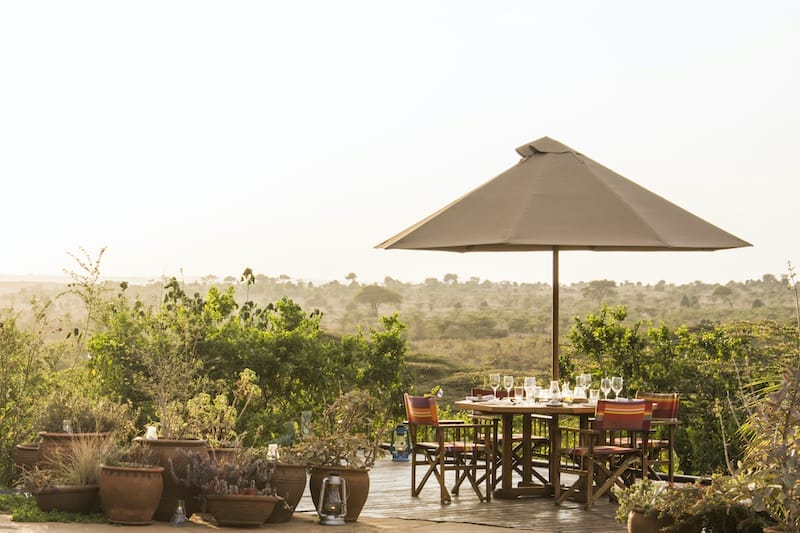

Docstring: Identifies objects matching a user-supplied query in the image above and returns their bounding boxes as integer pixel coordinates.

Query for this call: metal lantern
[389,424,411,462]
[317,472,347,525]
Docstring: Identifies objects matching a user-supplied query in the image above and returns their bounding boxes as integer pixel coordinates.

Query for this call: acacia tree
[353,285,402,316]
[580,279,618,306]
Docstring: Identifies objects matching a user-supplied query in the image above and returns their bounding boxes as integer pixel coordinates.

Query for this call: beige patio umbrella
[376,136,751,380]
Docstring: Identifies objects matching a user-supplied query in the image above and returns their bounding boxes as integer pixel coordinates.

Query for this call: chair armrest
[651,418,681,426]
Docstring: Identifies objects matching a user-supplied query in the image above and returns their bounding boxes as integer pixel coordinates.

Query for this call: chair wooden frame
[635,391,680,482]
[404,393,494,504]
[556,399,652,509]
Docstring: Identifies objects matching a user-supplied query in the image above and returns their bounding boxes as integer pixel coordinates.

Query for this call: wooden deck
[295,458,626,532]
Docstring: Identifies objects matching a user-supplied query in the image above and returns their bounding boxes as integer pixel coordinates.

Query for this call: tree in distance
[354,285,402,316]
[581,279,618,306]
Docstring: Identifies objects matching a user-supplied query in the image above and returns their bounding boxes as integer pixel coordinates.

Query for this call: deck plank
[297,458,625,532]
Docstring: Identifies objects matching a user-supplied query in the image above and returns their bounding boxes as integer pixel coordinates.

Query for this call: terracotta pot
[34,485,100,514]
[134,437,208,521]
[627,510,666,533]
[309,466,370,522]
[206,494,280,527]
[38,432,111,466]
[99,465,164,524]
[14,443,40,472]
[207,446,238,464]
[267,463,307,523]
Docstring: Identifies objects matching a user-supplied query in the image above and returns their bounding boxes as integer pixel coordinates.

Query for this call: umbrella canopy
[376,136,751,379]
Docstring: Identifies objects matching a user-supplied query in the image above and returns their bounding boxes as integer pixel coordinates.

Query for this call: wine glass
[503,375,514,399]
[600,377,611,399]
[611,376,623,399]
[489,373,500,398]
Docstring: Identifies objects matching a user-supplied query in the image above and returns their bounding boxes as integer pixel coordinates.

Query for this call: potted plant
[135,430,209,522]
[98,441,165,524]
[262,443,307,524]
[18,433,114,514]
[615,477,762,533]
[662,477,762,533]
[289,389,390,522]
[614,478,674,533]
[169,447,281,527]
[34,393,135,466]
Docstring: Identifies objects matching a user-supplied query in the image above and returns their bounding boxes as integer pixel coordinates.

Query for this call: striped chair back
[593,399,652,432]
[636,391,679,420]
[404,394,440,427]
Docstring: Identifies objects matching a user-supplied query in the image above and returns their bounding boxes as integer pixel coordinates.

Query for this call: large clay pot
[627,510,666,533]
[38,432,111,466]
[310,466,370,522]
[267,463,307,523]
[207,446,238,464]
[134,437,208,521]
[206,494,280,527]
[99,465,164,524]
[14,443,40,472]
[34,485,100,514]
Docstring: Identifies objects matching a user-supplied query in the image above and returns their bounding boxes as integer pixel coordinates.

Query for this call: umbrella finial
[516,136,576,158]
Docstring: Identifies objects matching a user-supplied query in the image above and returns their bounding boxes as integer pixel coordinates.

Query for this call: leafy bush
[85,278,410,447]
[564,303,797,475]
[732,363,800,531]
[0,308,49,485]
[0,493,106,523]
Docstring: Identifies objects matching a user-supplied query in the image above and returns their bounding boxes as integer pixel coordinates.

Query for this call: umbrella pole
[552,247,559,381]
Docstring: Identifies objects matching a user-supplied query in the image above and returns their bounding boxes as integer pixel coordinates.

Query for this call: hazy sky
[2,1,798,285]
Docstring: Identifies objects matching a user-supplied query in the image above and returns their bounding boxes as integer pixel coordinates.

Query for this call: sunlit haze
[1,1,798,285]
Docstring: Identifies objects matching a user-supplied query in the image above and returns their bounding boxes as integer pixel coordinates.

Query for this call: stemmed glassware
[600,377,611,399]
[489,373,500,398]
[611,376,624,399]
[503,375,514,399]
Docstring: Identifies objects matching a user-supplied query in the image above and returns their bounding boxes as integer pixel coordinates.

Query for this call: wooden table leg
[521,413,533,486]
[498,413,514,493]
[550,414,561,501]
[493,412,548,498]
